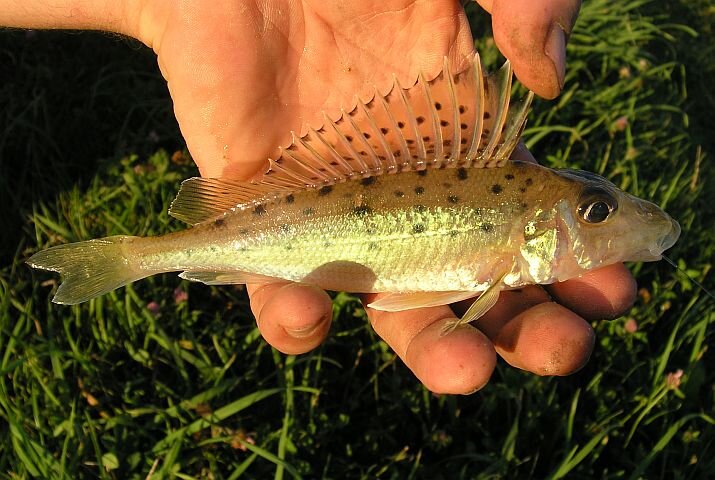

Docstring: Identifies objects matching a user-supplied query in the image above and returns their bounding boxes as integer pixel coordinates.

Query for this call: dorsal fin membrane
[170,53,533,225]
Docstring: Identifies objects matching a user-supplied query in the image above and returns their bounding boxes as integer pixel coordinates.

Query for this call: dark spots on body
[521,202,529,211]
[213,218,226,228]
[416,116,425,125]
[324,241,332,248]
[353,205,373,216]
[416,170,428,177]
[414,186,425,196]
[525,178,533,186]
[448,195,459,204]
[505,173,515,180]
[239,228,250,235]
[394,190,405,198]
[303,207,315,216]
[361,176,376,186]
[285,245,293,251]
[279,224,291,233]
[491,184,503,195]
[413,204,427,213]
[442,182,452,188]
[519,187,527,193]
[319,185,333,196]
[412,224,425,234]
[481,222,494,233]
[368,242,380,251]
[457,168,468,180]
[253,204,267,216]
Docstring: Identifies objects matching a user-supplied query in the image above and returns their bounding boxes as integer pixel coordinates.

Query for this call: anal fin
[179,271,281,285]
[367,291,479,312]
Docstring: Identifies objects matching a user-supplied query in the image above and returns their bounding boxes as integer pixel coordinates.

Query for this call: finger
[456,287,594,376]
[364,294,496,394]
[247,282,333,355]
[546,263,637,320]
[478,0,581,99]
[491,302,595,376]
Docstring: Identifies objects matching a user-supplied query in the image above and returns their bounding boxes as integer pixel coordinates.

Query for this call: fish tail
[27,235,146,304]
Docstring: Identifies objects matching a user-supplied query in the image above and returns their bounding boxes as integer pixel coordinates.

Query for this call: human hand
[133,0,637,394]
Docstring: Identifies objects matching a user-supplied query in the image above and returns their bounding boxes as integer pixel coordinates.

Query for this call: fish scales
[134,162,555,293]
[27,53,680,332]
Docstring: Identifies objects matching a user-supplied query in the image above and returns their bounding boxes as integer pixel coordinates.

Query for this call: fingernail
[545,24,566,91]
[284,323,320,339]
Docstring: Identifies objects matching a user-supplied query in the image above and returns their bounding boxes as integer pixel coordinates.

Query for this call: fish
[27,54,680,333]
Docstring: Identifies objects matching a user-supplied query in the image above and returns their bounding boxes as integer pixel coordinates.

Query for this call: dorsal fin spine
[465,57,485,165]
[383,76,412,168]
[357,99,398,172]
[295,133,343,179]
[308,126,354,175]
[342,107,382,171]
[418,71,444,167]
[394,75,427,168]
[480,61,513,166]
[324,111,370,173]
[444,56,461,164]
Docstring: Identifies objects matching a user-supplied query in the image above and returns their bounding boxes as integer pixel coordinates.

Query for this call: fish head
[554,169,680,273]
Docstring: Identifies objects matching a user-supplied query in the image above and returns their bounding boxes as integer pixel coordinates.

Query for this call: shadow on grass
[0,30,181,264]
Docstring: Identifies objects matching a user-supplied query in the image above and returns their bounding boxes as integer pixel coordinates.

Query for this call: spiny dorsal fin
[260,53,533,190]
[170,53,534,225]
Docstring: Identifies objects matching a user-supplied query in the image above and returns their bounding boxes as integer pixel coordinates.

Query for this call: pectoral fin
[367,291,478,312]
[440,275,506,336]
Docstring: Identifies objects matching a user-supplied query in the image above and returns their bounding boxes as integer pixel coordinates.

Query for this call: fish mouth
[651,218,681,255]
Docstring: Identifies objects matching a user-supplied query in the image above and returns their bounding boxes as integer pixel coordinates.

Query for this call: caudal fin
[27,236,147,304]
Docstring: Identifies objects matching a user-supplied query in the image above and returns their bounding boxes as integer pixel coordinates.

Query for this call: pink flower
[624,318,638,333]
[147,301,161,316]
[666,369,684,389]
[173,287,188,304]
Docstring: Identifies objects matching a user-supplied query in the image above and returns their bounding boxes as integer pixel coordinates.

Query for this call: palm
[153,0,473,177]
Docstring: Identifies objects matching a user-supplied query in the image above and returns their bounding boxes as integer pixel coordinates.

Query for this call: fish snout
[657,218,681,252]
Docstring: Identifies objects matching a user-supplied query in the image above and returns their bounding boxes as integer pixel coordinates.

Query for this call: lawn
[1,0,713,478]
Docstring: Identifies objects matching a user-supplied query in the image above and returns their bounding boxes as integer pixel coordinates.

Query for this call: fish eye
[577,187,618,224]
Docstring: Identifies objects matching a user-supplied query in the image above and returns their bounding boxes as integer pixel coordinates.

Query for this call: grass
[1,0,714,478]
